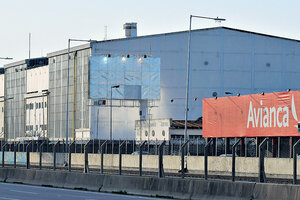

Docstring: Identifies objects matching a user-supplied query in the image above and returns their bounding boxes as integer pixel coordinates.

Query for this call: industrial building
[2,26,300,142]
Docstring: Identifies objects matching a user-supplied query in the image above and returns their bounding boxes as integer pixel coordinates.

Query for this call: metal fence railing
[1,137,300,185]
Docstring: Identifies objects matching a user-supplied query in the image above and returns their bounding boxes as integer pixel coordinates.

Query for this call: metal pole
[259,138,268,182]
[68,141,75,172]
[2,143,6,168]
[158,141,166,178]
[181,140,189,178]
[184,15,192,144]
[204,139,213,180]
[14,142,19,168]
[110,87,112,141]
[139,141,147,176]
[26,142,32,169]
[293,139,300,184]
[39,141,46,170]
[100,141,107,174]
[119,141,126,175]
[84,140,91,173]
[232,138,241,182]
[66,39,70,155]
[53,141,60,171]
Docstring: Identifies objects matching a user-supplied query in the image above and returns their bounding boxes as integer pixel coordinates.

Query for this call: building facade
[2,27,300,141]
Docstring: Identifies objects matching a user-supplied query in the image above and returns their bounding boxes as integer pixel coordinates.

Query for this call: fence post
[232,138,241,182]
[39,141,46,170]
[26,142,32,169]
[204,139,213,180]
[158,141,166,178]
[100,141,107,174]
[68,141,75,172]
[2,143,6,168]
[53,141,60,171]
[258,138,268,182]
[14,142,19,168]
[139,141,147,176]
[84,140,91,173]
[119,141,126,175]
[293,139,300,184]
[181,140,189,179]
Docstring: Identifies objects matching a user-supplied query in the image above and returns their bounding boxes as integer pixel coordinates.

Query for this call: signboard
[203,91,300,138]
[89,56,160,100]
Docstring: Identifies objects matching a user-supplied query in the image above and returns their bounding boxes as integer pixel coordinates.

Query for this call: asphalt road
[0,182,168,200]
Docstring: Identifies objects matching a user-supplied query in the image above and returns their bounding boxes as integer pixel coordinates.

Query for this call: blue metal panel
[0,152,26,165]
[89,56,160,100]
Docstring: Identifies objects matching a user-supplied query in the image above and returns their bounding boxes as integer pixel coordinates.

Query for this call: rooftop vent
[123,23,137,38]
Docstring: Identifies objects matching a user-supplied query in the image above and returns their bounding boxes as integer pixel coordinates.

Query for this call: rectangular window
[39,103,41,108]
[35,103,38,109]
[45,102,47,108]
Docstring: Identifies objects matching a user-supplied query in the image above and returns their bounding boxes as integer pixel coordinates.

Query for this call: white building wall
[0,74,4,97]
[0,74,4,138]
[135,118,171,142]
[25,65,49,138]
[25,97,47,137]
[91,27,300,140]
[0,101,4,138]
[26,65,49,92]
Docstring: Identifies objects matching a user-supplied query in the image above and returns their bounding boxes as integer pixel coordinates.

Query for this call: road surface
[0,182,168,200]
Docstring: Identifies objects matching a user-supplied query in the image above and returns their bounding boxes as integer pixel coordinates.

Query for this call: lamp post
[110,85,120,141]
[184,15,225,143]
[66,39,96,154]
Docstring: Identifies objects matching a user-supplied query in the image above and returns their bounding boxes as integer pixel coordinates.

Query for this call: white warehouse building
[2,26,300,142]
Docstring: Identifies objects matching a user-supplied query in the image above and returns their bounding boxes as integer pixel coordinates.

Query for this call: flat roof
[4,57,48,69]
[47,43,91,57]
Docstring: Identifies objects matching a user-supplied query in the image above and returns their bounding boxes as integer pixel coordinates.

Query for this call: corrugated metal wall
[5,64,27,140]
[48,48,91,140]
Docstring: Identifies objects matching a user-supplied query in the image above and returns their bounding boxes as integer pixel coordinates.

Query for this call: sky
[0,0,300,66]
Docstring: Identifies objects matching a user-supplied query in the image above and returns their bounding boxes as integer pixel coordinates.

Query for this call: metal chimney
[123,23,137,38]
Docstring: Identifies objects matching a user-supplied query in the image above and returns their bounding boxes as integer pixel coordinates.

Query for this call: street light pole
[184,15,225,143]
[110,85,120,141]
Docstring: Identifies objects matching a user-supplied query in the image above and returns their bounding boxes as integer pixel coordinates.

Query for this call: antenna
[104,25,107,40]
[29,33,31,59]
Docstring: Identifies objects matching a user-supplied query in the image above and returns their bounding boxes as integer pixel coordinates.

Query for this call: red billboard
[203,91,300,138]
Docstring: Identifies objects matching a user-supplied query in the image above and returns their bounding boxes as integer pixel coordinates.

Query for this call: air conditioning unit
[94,100,106,106]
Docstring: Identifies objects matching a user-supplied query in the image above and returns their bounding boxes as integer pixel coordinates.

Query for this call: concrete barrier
[8,152,300,179]
[0,168,299,199]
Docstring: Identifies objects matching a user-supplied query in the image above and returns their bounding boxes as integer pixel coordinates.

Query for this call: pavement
[0,182,168,200]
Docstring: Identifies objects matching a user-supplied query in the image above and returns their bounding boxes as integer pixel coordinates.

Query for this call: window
[152,130,155,137]
[39,102,41,108]
[35,103,38,109]
[30,103,34,110]
[45,102,47,108]
[145,131,148,137]
[162,130,165,137]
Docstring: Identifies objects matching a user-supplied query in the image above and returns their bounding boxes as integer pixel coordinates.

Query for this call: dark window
[152,130,155,137]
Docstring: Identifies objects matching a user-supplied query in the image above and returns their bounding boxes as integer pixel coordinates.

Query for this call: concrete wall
[1,168,300,200]
[18,152,300,179]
